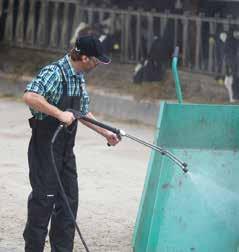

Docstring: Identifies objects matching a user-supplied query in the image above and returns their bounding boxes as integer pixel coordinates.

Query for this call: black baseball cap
[75,35,111,64]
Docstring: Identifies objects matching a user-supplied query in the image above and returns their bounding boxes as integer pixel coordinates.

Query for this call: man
[23,35,120,252]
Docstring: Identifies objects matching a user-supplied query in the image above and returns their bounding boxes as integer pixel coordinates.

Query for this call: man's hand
[105,131,121,146]
[58,111,75,126]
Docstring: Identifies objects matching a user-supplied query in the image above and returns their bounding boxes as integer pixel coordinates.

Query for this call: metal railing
[1,0,239,75]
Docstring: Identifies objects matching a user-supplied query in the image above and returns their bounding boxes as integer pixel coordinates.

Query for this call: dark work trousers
[23,63,82,252]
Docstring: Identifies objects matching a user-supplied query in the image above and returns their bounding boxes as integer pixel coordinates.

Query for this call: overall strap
[52,62,83,113]
[52,63,67,96]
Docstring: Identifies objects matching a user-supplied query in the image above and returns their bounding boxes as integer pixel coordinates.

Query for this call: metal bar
[174,17,178,48]
[87,5,93,25]
[109,7,116,34]
[60,2,70,50]
[120,11,125,62]
[36,0,47,47]
[195,14,202,71]
[0,0,3,17]
[147,11,154,55]
[160,10,168,37]
[182,13,189,67]
[99,7,104,24]
[4,0,14,43]
[135,12,141,62]
[49,1,60,48]
[25,0,35,46]
[126,8,133,61]
[70,3,82,46]
[125,133,187,171]
[124,11,129,62]
[208,17,216,73]
[15,0,25,46]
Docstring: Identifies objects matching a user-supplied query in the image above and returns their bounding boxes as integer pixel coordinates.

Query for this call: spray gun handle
[59,109,77,134]
[65,109,122,147]
[78,115,122,147]
[80,116,121,135]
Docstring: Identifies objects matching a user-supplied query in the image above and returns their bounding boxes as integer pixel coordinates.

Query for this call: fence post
[25,0,35,46]
[15,0,25,47]
[4,0,14,44]
[195,13,203,71]
[87,5,94,25]
[36,0,48,48]
[109,6,117,35]
[81,7,88,24]
[223,14,232,32]
[124,9,130,62]
[99,6,105,24]
[71,2,84,46]
[127,8,133,61]
[49,1,60,49]
[160,9,169,37]
[182,12,189,67]
[135,11,141,62]
[0,0,3,17]
[82,0,88,5]
[174,15,179,48]
[208,14,218,73]
[129,7,136,61]
[147,9,154,54]
[221,15,233,75]
[72,2,82,36]
[60,2,70,50]
[109,7,115,34]
[120,11,125,62]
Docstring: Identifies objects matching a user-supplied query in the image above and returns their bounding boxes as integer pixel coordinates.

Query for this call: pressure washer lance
[50,109,188,252]
[63,109,188,172]
[77,114,188,173]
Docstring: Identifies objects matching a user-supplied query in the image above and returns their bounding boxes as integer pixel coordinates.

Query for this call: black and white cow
[223,29,239,102]
[133,19,175,84]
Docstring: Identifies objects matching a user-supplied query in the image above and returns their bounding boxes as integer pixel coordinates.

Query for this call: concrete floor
[0,98,155,252]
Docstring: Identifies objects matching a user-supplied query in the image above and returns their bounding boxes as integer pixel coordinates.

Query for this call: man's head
[70,35,111,72]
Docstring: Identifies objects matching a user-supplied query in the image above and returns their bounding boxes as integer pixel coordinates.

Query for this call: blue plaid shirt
[25,55,90,120]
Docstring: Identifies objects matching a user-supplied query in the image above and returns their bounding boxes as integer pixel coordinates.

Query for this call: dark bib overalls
[23,64,81,252]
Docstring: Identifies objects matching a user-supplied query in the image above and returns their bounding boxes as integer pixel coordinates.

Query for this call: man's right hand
[58,111,75,126]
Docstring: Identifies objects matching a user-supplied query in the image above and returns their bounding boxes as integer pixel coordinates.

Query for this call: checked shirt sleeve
[25,66,61,99]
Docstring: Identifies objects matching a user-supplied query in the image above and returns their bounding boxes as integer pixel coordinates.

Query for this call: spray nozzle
[181,163,188,173]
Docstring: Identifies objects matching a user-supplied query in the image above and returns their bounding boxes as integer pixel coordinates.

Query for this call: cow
[223,29,239,102]
[133,19,175,84]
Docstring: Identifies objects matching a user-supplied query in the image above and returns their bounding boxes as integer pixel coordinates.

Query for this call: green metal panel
[132,102,239,252]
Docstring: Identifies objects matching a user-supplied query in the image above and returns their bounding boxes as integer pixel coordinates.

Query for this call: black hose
[50,125,90,252]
